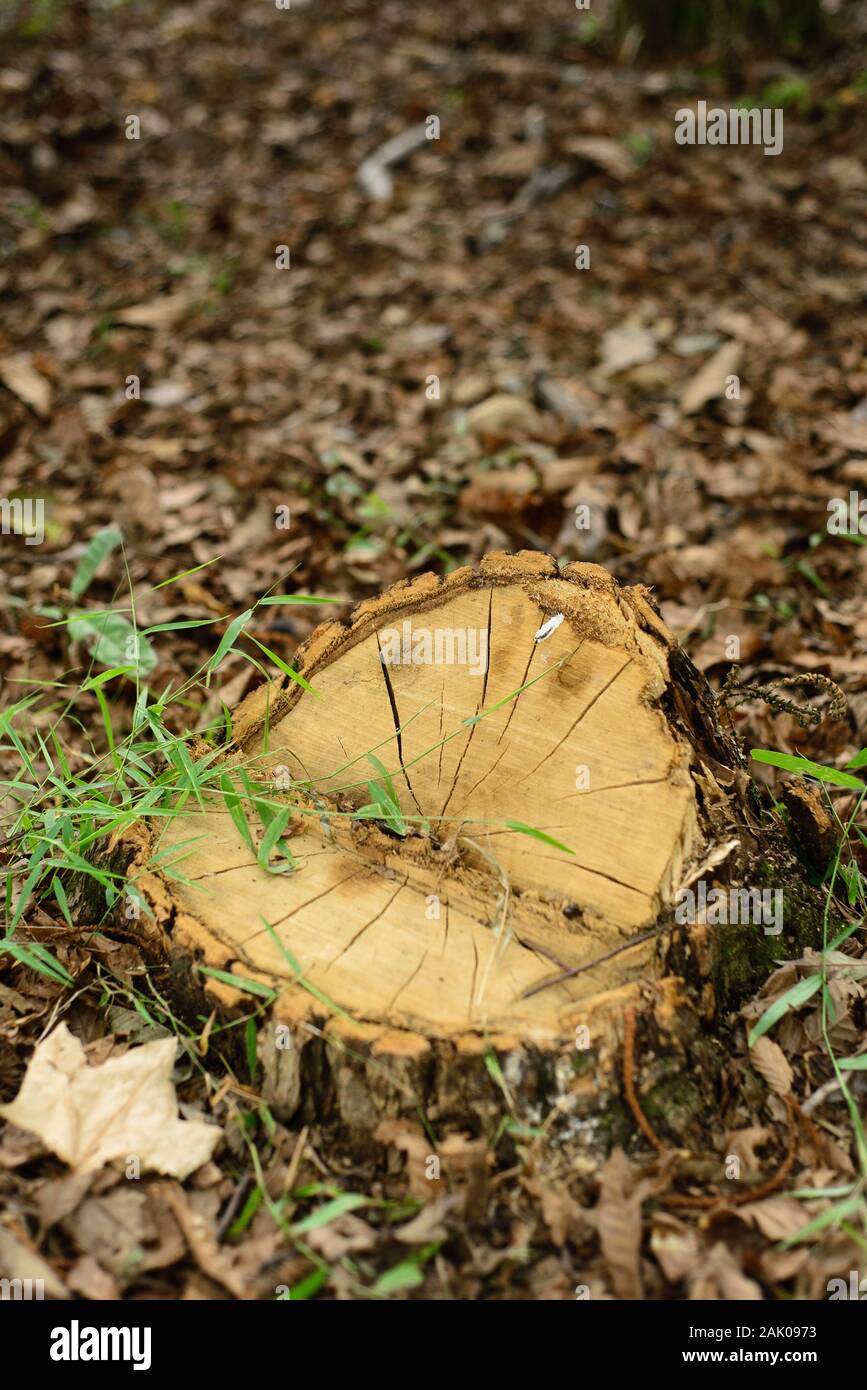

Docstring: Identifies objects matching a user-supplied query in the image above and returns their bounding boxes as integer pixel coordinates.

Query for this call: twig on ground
[623,1011,812,1209]
[623,1004,665,1152]
[478,165,571,249]
[357,123,430,201]
[715,666,847,727]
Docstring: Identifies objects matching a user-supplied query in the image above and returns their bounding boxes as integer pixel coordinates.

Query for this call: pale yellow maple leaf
[0,1023,219,1178]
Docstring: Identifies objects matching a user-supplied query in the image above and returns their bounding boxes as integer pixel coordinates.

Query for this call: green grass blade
[70,526,123,600]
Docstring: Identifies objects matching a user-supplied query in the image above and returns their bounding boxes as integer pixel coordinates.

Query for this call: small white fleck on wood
[534,613,565,642]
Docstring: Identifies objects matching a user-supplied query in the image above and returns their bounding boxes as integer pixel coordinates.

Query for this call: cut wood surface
[145,553,720,1053]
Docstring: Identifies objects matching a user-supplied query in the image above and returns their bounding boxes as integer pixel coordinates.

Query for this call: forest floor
[1,0,867,1300]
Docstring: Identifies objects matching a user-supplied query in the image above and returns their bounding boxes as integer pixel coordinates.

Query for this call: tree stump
[120,553,822,1146]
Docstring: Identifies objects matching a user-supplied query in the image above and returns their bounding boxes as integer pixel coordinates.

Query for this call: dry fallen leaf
[737,1197,808,1241]
[62,1187,185,1278]
[750,1036,793,1097]
[650,1211,702,1284]
[0,1023,220,1178]
[158,1181,248,1298]
[0,352,53,417]
[566,136,635,182]
[305,1212,378,1261]
[538,1185,589,1248]
[437,1133,491,1221]
[66,1253,119,1300]
[724,1125,771,1177]
[679,340,742,415]
[394,1194,458,1245]
[113,293,192,329]
[596,1148,644,1299]
[0,1223,70,1299]
[598,321,659,377]
[465,393,543,441]
[375,1118,445,1199]
[689,1240,763,1300]
[459,462,539,515]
